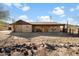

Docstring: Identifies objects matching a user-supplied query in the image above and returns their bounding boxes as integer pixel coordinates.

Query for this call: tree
[0,4,9,21]
[0,10,9,20]
[0,4,10,30]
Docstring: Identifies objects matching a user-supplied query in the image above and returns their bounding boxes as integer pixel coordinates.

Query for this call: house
[11,20,79,34]
[67,25,79,34]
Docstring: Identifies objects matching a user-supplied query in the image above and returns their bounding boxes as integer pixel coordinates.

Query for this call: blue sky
[1,3,79,25]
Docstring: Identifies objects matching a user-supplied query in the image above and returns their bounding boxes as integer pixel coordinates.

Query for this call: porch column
[42,26,45,32]
[63,25,66,32]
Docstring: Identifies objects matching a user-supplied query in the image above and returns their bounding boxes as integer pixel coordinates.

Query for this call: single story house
[10,20,79,34]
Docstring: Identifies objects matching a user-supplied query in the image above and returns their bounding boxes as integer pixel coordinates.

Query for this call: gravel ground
[0,31,79,56]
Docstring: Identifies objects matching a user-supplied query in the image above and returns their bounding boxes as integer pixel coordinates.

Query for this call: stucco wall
[14,25,32,32]
[67,25,79,34]
[32,25,63,32]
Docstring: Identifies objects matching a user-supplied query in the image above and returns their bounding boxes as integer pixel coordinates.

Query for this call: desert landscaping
[0,3,79,56]
[0,31,79,56]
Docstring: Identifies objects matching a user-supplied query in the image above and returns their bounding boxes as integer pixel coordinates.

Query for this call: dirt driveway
[0,31,79,46]
[0,31,12,40]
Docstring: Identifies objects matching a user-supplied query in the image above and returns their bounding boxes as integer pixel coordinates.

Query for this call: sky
[0,3,79,25]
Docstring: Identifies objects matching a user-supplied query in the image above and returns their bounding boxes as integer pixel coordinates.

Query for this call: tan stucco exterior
[32,25,64,32]
[67,25,79,34]
[14,25,32,32]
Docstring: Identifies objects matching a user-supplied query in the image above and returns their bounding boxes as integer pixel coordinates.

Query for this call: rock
[23,51,28,56]
[31,43,37,50]
[70,47,79,51]
[11,51,23,56]
[4,47,11,53]
[64,44,70,49]
[59,43,64,47]
[28,50,33,56]
[1,48,4,52]
[69,43,74,47]
[13,36,18,39]
[75,43,79,47]
[0,53,6,56]
[32,46,37,50]
[16,48,21,52]
[32,50,37,56]
[55,47,67,56]
[40,43,45,47]
[26,46,32,50]
[0,48,3,53]
[37,46,46,56]
[76,52,79,55]
[45,43,56,51]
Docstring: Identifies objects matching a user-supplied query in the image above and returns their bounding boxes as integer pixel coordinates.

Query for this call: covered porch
[32,24,66,32]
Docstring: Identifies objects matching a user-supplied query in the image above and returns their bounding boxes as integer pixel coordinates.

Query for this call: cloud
[59,19,67,24]
[4,3,30,11]
[69,5,79,12]
[22,6,30,11]
[6,15,33,23]
[52,7,64,15]
[60,15,66,17]
[76,5,79,10]
[60,17,78,25]
[13,3,22,9]
[37,16,53,22]
[14,3,30,11]
[18,15,28,20]
[70,8,75,12]
[4,3,12,6]
[67,18,74,24]
[67,18,79,25]
[61,6,64,9]
[17,15,32,22]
